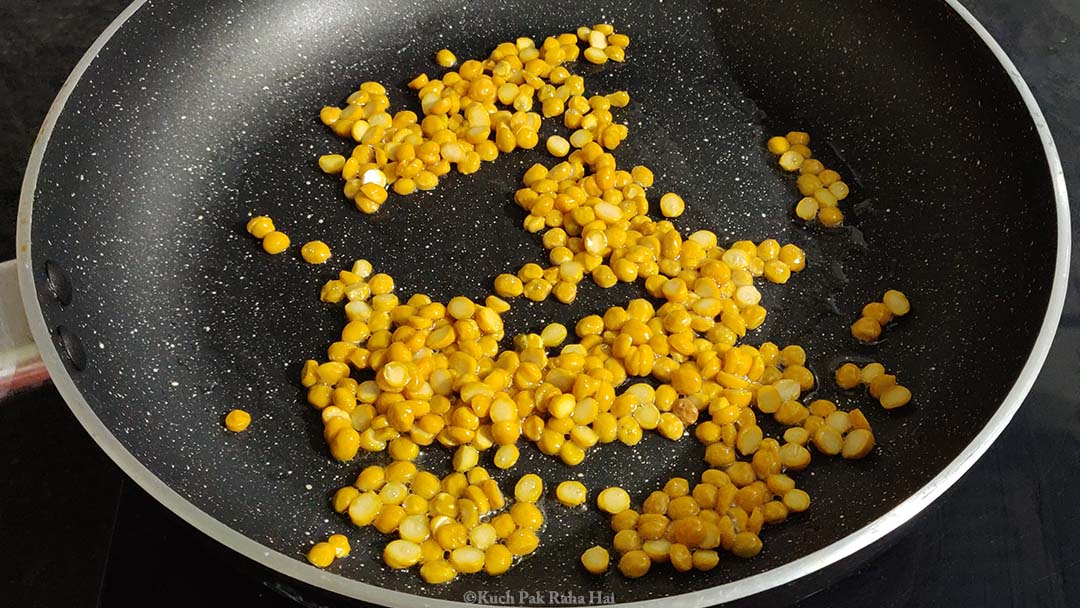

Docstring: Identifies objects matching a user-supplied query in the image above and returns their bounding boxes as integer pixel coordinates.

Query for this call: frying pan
[1,0,1069,605]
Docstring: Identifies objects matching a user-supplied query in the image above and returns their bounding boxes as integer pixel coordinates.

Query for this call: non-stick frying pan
[1,0,1069,606]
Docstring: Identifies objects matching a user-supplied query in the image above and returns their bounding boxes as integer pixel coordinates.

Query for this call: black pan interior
[26,0,1057,603]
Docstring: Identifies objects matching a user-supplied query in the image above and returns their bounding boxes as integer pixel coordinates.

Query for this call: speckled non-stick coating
[26,0,1057,604]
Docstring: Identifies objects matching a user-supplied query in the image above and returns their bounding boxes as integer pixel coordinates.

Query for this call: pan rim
[15,1,1070,606]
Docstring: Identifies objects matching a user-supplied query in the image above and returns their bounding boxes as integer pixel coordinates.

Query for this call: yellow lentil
[246,216,275,239]
[301,241,332,264]
[224,409,251,432]
[581,545,610,574]
[435,48,457,67]
[261,231,290,254]
[597,487,631,514]
[659,192,685,218]
[556,480,588,507]
[306,542,336,568]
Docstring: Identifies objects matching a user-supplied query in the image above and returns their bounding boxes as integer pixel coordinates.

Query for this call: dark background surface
[1,0,1078,607]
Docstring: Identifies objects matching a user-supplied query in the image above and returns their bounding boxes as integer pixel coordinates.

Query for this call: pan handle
[0,259,48,400]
